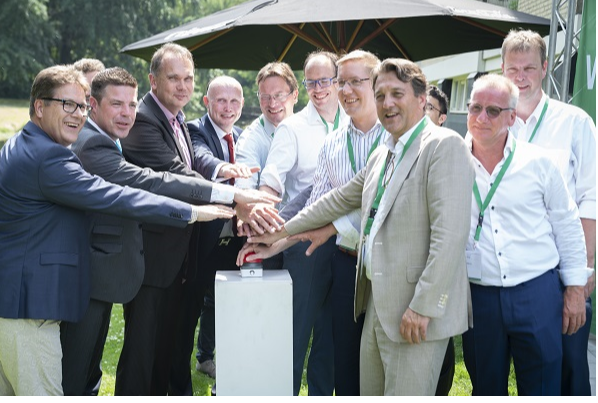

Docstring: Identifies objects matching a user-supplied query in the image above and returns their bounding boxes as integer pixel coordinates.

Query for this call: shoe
[211,383,216,396]
[196,359,216,379]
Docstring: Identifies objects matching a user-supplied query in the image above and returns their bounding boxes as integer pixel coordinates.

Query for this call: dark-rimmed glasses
[467,103,513,119]
[257,91,293,103]
[425,102,445,115]
[338,77,370,90]
[41,98,90,114]
[302,77,336,90]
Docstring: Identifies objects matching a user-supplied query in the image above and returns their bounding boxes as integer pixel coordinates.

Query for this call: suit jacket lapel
[374,129,426,226]
[201,115,225,160]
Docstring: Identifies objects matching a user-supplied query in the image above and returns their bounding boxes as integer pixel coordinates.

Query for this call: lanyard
[527,98,549,143]
[259,115,274,138]
[319,107,341,134]
[363,118,427,236]
[346,126,385,174]
[472,139,516,245]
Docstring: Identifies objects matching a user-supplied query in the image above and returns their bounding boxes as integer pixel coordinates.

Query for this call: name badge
[466,249,482,280]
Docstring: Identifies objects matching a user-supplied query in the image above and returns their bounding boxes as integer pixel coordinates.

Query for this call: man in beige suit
[247,58,474,395]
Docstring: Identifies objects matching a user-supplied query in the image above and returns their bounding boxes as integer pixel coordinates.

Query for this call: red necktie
[224,133,235,185]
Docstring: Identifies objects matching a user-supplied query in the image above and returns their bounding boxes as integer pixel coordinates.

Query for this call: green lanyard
[472,139,516,245]
[347,126,385,174]
[319,107,341,134]
[363,118,427,236]
[527,98,549,143]
[259,115,274,138]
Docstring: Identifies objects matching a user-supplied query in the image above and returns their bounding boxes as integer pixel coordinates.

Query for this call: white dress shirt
[235,114,276,189]
[364,117,424,279]
[465,131,587,287]
[307,120,387,250]
[511,92,596,219]
[260,101,349,207]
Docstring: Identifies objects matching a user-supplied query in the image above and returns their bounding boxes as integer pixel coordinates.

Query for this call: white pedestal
[215,269,293,396]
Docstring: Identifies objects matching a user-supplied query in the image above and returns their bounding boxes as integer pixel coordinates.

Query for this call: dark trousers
[196,293,216,364]
[462,269,563,396]
[168,236,243,396]
[114,269,184,395]
[60,299,112,395]
[284,239,336,396]
[435,337,455,396]
[561,297,593,395]
[331,249,364,396]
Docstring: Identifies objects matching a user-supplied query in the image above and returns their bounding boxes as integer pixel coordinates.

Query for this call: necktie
[174,113,192,168]
[115,139,122,153]
[223,133,235,186]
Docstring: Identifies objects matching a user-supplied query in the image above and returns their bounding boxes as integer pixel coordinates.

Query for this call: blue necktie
[115,139,122,153]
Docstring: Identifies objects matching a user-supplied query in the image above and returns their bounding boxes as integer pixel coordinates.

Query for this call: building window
[451,78,468,113]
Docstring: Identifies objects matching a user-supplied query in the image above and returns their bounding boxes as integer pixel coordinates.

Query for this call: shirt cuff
[578,200,596,220]
[210,183,235,204]
[333,215,360,250]
[212,162,226,181]
[559,266,590,287]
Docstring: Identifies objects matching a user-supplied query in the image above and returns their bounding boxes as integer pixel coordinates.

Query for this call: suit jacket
[0,122,193,322]
[71,120,215,303]
[188,115,242,258]
[120,93,205,288]
[285,122,475,343]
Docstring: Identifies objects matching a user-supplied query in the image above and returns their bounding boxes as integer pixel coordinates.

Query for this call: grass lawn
[0,99,29,146]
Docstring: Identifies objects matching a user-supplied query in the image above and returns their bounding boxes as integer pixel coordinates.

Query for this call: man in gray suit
[248,58,474,395]
[62,67,280,395]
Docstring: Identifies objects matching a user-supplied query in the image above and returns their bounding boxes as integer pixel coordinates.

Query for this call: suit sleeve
[76,134,213,205]
[121,112,202,179]
[409,134,475,318]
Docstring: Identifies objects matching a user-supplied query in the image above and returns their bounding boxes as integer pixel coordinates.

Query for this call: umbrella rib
[453,16,507,37]
[187,29,233,53]
[278,23,306,62]
[353,18,396,50]
[378,21,410,60]
[317,22,338,53]
[280,24,333,51]
[346,20,364,50]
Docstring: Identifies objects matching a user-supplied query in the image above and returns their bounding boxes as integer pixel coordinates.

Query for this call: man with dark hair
[0,65,227,396]
[118,43,282,395]
[248,58,474,395]
[426,85,449,127]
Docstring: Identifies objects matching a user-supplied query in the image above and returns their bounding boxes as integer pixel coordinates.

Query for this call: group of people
[0,28,594,397]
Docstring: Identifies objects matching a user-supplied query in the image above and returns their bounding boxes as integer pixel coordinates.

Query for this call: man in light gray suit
[247,58,474,395]
[61,67,279,395]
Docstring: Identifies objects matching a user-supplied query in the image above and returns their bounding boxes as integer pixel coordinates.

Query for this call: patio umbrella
[121,0,551,70]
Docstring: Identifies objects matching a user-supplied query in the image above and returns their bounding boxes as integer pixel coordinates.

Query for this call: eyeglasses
[42,98,90,114]
[338,77,370,90]
[302,77,336,90]
[467,103,513,119]
[425,102,445,115]
[257,91,293,103]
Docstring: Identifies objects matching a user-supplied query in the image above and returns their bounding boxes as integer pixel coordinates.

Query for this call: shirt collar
[149,91,184,127]
[88,118,117,143]
[348,119,383,137]
[384,116,426,154]
[207,114,229,140]
[465,130,515,160]
[516,91,548,126]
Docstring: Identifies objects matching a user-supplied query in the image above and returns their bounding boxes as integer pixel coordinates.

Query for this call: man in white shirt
[461,74,587,395]
[235,62,299,191]
[258,51,348,395]
[501,29,596,396]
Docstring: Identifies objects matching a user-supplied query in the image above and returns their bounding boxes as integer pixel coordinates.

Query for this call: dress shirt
[149,92,192,168]
[364,117,425,279]
[307,120,387,250]
[465,131,587,287]
[235,115,276,189]
[260,101,348,207]
[511,92,596,219]
[87,118,120,150]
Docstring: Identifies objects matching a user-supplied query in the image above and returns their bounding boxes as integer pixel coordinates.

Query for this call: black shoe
[211,383,216,396]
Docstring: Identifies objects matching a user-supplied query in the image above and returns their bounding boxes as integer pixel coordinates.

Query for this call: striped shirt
[307,120,387,250]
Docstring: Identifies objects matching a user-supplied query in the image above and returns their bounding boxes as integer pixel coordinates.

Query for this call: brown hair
[371,58,427,97]
[501,29,546,64]
[256,62,298,93]
[29,65,89,116]
[150,43,194,76]
[91,67,138,102]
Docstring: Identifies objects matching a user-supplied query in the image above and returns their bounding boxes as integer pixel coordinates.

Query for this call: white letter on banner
[587,55,596,90]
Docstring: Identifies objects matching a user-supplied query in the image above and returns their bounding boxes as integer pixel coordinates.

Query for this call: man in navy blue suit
[0,65,234,396]
[169,76,252,395]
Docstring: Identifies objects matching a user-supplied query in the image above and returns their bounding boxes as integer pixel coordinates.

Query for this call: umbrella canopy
[121,0,551,70]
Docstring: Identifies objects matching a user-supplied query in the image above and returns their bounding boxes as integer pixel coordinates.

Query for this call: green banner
[571,0,596,123]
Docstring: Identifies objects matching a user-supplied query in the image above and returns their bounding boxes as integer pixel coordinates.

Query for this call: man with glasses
[259,50,348,395]
[461,74,587,395]
[425,85,449,127]
[501,29,596,396]
[0,65,232,396]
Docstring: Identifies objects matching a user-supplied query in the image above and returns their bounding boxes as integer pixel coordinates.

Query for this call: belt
[338,246,358,257]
